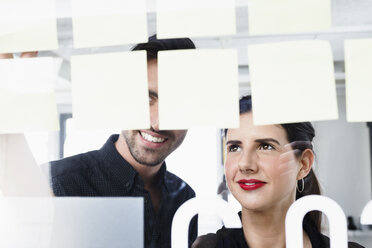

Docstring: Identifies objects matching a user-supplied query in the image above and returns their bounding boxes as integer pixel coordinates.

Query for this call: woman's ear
[297,149,314,180]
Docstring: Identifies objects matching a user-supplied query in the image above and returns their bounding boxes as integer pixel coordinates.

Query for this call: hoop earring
[297,178,305,193]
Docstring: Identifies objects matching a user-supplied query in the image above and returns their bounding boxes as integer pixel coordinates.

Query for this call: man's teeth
[141,132,166,143]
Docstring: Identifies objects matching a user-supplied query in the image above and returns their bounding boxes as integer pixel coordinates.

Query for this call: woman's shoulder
[191,233,218,248]
[304,222,365,248]
[314,234,365,248]
[347,241,365,248]
[193,224,365,248]
[192,227,248,248]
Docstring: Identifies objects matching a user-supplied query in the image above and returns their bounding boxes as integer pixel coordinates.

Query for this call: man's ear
[297,149,314,180]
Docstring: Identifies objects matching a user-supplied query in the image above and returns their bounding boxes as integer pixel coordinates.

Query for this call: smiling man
[49,35,197,248]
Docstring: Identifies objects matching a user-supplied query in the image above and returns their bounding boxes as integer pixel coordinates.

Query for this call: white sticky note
[0,58,59,134]
[248,40,338,125]
[0,0,58,53]
[71,51,150,130]
[345,39,372,122]
[158,49,239,129]
[157,0,236,39]
[71,0,148,48]
[248,0,331,35]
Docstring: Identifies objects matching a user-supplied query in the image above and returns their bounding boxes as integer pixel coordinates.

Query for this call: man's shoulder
[164,170,195,196]
[48,150,101,179]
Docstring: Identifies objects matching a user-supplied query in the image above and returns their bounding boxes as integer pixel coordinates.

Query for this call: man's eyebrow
[226,140,242,146]
[149,90,158,98]
[254,138,281,145]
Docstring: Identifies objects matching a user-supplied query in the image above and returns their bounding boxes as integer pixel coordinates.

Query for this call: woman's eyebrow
[226,140,242,146]
[254,138,281,145]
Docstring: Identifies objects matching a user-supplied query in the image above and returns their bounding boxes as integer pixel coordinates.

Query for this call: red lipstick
[238,179,266,190]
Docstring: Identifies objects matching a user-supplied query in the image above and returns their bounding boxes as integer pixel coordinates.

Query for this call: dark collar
[98,134,168,192]
[231,212,329,248]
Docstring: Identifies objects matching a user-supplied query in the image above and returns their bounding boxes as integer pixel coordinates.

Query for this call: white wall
[166,127,222,198]
[313,87,371,224]
[166,127,225,234]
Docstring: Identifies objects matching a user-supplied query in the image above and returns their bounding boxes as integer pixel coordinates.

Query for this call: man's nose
[150,104,160,131]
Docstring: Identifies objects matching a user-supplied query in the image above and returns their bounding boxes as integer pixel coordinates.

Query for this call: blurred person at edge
[192,95,363,248]
[0,52,38,59]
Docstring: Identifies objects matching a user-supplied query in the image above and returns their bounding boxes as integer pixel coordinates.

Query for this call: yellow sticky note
[0,0,58,53]
[248,40,338,125]
[158,49,239,129]
[157,0,236,39]
[0,58,59,134]
[248,0,331,35]
[71,51,150,130]
[345,39,372,122]
[71,0,148,48]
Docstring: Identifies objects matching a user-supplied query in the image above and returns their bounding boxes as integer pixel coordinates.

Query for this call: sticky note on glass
[0,58,59,134]
[157,0,236,39]
[71,0,147,48]
[158,49,239,129]
[345,39,372,122]
[248,40,338,125]
[0,0,58,53]
[71,51,150,130]
[248,0,331,35]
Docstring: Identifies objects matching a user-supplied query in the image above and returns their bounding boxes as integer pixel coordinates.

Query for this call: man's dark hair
[131,34,196,60]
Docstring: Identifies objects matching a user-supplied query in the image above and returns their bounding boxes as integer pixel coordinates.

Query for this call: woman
[193,96,363,248]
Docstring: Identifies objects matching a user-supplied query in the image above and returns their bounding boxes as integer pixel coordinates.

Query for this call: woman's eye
[228,145,241,152]
[258,143,274,150]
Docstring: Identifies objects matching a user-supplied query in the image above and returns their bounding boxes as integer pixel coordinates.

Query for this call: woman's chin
[240,201,266,212]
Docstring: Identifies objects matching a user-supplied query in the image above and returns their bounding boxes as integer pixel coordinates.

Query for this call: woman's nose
[238,151,258,173]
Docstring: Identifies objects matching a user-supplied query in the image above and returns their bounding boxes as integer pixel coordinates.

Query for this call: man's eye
[228,145,241,152]
[258,143,274,150]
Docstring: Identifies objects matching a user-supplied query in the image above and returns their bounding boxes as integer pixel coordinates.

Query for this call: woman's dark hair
[225,95,322,231]
[131,34,196,60]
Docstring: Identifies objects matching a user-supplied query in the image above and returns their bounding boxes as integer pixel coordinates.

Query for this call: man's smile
[139,131,168,143]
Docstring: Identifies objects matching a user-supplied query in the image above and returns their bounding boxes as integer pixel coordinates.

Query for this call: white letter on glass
[285,195,347,248]
[171,197,241,248]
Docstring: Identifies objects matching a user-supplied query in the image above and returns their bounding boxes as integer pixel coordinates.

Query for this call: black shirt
[193,220,364,248]
[49,134,197,248]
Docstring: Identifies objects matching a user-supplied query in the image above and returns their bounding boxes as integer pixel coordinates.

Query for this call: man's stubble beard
[122,130,169,167]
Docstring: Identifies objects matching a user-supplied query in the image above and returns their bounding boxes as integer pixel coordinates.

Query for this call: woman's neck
[240,207,312,248]
[241,208,287,248]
